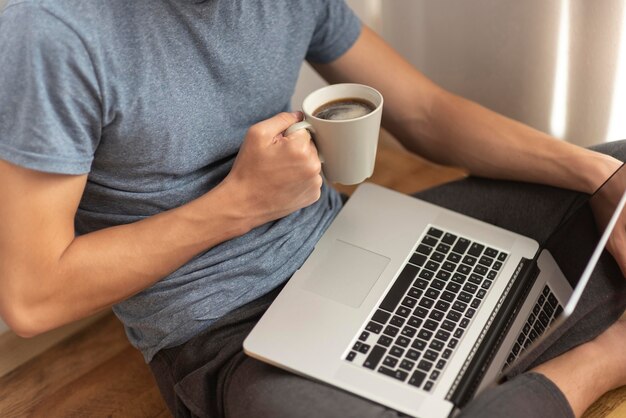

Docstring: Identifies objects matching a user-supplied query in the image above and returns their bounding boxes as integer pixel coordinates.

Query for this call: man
[0,1,625,417]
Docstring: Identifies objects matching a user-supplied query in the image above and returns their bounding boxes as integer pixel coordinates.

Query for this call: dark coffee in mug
[313,97,376,121]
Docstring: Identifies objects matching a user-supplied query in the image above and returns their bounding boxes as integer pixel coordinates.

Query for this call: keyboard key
[481,280,493,289]
[478,256,494,267]
[458,292,472,303]
[431,252,445,263]
[347,351,357,361]
[412,338,427,351]
[462,255,477,266]
[406,349,421,361]
[436,359,447,370]
[383,356,398,368]
[363,345,386,369]
[548,293,558,308]
[396,336,411,348]
[493,261,503,270]
[452,238,470,254]
[357,344,370,354]
[426,288,440,299]
[429,339,445,352]
[419,270,434,280]
[380,264,419,312]
[408,370,427,388]
[431,279,446,290]
[484,247,499,258]
[366,321,383,334]
[473,264,488,276]
[446,282,461,293]
[390,345,405,358]
[410,253,427,266]
[402,296,417,308]
[424,381,434,391]
[498,252,508,262]
[436,270,451,281]
[396,306,411,318]
[418,298,435,309]
[436,243,451,254]
[408,287,423,299]
[425,260,440,272]
[408,316,422,328]
[441,291,456,302]
[447,252,462,263]
[424,319,439,331]
[470,298,481,309]
[465,308,476,319]
[390,316,405,327]
[468,243,484,257]
[418,360,433,372]
[454,328,464,338]
[430,370,440,381]
[400,359,416,371]
[436,330,451,341]
[441,320,456,332]
[417,245,433,256]
[435,301,451,312]
[442,233,457,245]
[414,307,428,318]
[418,329,433,341]
[424,349,438,361]
[460,318,470,328]
[451,273,466,284]
[448,338,459,349]
[401,326,417,338]
[377,335,393,347]
[422,235,438,247]
[429,309,445,321]
[477,289,487,299]
[539,312,550,328]
[359,331,370,341]
[457,264,472,275]
[414,278,428,289]
[378,366,408,382]
[383,325,399,338]
[427,227,444,238]
[442,349,452,359]
[447,310,462,322]
[487,270,497,280]
[372,310,391,325]
[452,301,468,312]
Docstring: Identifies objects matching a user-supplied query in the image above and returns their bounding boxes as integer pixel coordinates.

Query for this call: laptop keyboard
[502,284,563,370]
[345,226,509,392]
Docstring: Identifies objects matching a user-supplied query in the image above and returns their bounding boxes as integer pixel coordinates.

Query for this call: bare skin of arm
[0,112,322,337]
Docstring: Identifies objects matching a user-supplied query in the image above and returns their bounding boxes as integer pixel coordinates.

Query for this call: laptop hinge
[447,257,540,407]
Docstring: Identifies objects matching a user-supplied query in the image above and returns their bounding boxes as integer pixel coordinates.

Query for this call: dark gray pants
[150,141,626,418]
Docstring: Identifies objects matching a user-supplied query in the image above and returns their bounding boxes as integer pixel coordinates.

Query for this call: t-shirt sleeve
[0,4,101,175]
[306,0,362,64]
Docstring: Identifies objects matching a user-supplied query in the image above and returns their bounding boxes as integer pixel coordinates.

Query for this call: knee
[589,139,626,162]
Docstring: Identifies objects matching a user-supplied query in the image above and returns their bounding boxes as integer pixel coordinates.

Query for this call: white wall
[380,0,626,147]
[296,1,626,147]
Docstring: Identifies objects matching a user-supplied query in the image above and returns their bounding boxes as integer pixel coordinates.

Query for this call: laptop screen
[539,162,626,312]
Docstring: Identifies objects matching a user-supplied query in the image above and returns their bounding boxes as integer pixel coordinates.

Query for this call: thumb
[253,112,303,142]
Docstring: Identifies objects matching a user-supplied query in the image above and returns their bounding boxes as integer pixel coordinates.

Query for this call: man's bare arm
[0,112,322,337]
[312,26,622,194]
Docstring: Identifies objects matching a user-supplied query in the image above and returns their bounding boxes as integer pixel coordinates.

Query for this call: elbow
[1,301,44,338]
[0,287,51,338]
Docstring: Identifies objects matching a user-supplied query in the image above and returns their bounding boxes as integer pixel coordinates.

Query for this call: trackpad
[303,240,390,308]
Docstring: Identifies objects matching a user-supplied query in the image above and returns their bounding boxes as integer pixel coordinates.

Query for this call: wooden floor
[1,132,625,417]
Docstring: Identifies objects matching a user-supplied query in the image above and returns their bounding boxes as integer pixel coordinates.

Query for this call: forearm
[10,181,253,336]
[392,90,622,194]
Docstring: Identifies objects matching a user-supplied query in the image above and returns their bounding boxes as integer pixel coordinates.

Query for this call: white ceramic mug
[285,83,383,185]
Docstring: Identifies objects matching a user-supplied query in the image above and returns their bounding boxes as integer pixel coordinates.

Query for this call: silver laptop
[244,163,626,418]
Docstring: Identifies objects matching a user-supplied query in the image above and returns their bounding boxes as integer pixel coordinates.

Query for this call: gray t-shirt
[0,0,361,361]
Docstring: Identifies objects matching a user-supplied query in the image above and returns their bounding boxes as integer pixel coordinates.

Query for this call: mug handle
[284,121,325,163]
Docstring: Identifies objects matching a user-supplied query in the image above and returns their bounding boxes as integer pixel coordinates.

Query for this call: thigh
[223,354,402,418]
